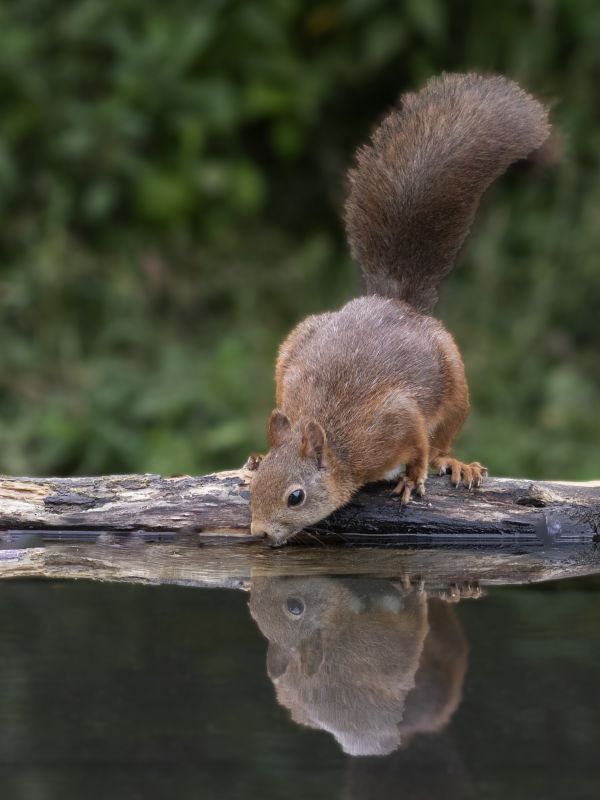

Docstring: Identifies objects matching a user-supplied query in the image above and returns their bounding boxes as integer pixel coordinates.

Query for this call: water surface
[0,567,599,799]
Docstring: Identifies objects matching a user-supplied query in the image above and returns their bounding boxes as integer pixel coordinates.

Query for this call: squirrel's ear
[301,419,328,468]
[268,409,291,448]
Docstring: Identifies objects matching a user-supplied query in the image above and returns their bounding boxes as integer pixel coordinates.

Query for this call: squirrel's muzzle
[251,520,298,547]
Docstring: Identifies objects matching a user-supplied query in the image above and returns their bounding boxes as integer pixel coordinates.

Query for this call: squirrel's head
[250,410,349,546]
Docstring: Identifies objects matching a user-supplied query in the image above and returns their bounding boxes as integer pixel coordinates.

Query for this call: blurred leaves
[0,0,598,478]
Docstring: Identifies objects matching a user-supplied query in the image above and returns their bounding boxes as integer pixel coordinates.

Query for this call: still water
[0,569,599,799]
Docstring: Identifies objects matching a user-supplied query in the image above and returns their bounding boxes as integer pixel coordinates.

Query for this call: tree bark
[0,470,598,546]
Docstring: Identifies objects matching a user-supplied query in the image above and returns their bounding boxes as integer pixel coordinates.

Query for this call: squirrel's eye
[287,488,305,507]
[286,597,305,616]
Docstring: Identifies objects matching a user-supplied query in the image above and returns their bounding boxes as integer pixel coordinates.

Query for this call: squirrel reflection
[249,576,473,756]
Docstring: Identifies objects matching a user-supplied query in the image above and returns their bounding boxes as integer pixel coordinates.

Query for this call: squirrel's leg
[430,408,487,489]
[391,413,429,505]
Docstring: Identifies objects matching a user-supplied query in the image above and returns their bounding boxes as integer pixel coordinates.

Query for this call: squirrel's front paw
[244,453,264,472]
[392,476,426,505]
[242,453,264,484]
[432,457,487,489]
[396,574,425,594]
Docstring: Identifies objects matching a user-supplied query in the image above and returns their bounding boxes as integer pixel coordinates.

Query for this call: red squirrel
[247,73,551,546]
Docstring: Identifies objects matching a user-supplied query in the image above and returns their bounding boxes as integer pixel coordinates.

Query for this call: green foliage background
[0,0,598,479]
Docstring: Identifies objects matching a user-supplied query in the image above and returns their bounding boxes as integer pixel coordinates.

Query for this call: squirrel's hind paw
[392,476,426,505]
[432,457,487,489]
[439,581,485,603]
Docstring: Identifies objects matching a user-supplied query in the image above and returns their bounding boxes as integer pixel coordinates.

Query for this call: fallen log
[0,470,598,546]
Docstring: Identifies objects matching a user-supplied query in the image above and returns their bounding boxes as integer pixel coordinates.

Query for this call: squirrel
[247,72,551,546]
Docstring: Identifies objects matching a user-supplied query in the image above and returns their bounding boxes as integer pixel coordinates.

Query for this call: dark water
[0,574,599,800]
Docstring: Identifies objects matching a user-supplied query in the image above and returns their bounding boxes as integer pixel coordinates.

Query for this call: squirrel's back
[345,73,550,313]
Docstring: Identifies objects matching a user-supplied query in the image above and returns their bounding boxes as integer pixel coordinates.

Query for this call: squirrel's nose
[250,521,266,537]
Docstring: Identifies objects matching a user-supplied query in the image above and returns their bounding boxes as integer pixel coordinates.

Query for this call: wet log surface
[0,470,598,546]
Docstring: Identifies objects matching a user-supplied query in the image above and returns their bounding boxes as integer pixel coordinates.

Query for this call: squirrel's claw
[433,457,487,489]
[439,581,485,603]
[244,453,264,472]
[397,574,425,593]
[242,453,264,485]
[392,476,426,505]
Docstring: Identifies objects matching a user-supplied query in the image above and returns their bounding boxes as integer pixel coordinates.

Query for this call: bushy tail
[345,73,551,313]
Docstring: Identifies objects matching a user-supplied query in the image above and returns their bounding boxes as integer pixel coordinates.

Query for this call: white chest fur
[382,464,404,481]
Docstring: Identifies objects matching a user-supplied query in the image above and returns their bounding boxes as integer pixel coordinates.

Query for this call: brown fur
[249,72,551,544]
